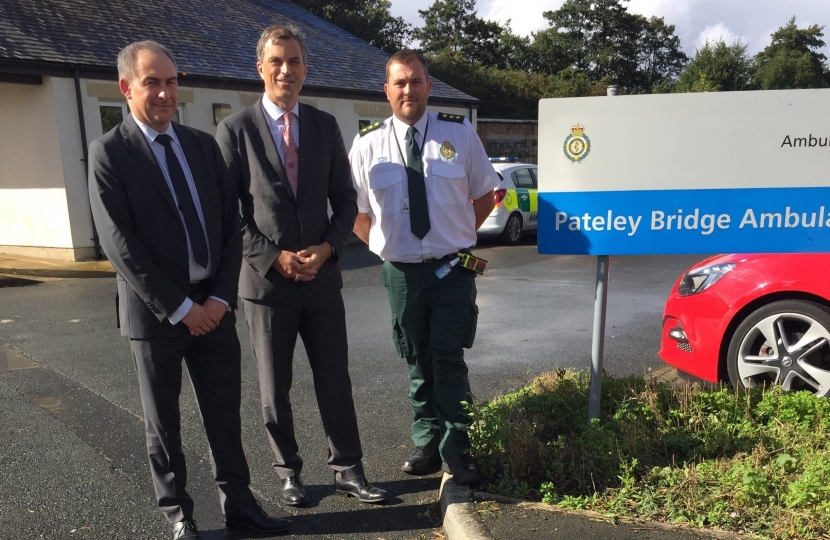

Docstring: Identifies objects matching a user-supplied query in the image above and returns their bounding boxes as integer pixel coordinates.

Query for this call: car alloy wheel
[727,299,830,396]
[500,213,523,245]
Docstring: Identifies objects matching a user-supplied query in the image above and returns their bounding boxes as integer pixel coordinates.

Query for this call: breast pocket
[429,161,468,209]
[368,166,406,218]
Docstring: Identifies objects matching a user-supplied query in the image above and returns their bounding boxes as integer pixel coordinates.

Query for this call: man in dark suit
[216,25,386,505]
[88,41,291,540]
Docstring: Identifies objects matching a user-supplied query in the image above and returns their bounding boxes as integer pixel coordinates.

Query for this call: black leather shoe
[280,475,307,506]
[171,519,201,540]
[445,454,482,486]
[225,502,292,534]
[401,445,440,475]
[334,475,388,504]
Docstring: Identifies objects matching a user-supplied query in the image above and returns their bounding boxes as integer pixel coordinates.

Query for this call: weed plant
[466,369,830,539]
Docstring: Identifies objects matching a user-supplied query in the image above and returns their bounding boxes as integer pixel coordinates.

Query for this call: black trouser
[130,308,255,523]
[242,287,364,481]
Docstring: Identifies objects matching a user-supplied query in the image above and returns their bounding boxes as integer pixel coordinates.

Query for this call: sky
[388,0,830,56]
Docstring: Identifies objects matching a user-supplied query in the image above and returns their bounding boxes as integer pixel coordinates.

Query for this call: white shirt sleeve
[349,135,372,214]
[464,123,501,200]
[168,297,193,325]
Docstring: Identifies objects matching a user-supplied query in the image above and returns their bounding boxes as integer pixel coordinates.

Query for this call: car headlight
[677,263,737,296]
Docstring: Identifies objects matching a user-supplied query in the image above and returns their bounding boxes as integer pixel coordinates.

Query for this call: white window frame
[98,101,128,133]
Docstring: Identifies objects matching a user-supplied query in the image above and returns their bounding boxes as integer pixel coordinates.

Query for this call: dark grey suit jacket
[216,99,357,302]
[88,114,242,339]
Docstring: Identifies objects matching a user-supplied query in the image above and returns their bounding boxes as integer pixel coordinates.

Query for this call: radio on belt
[434,252,487,279]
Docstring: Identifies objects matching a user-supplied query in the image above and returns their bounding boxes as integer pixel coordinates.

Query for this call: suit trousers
[130,310,255,523]
[242,287,364,481]
[382,260,478,461]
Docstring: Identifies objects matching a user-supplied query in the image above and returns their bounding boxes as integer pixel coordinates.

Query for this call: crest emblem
[563,124,590,163]
[439,140,456,160]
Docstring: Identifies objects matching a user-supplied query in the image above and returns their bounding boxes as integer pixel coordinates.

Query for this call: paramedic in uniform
[348,49,498,485]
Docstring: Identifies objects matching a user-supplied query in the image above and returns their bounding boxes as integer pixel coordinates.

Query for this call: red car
[659,253,830,396]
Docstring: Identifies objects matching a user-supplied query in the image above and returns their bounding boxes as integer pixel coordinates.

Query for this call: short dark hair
[386,49,429,80]
[117,41,177,82]
[257,24,308,64]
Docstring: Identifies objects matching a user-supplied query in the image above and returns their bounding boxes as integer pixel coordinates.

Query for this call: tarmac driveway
[0,240,702,539]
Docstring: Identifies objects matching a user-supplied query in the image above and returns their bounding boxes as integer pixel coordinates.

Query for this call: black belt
[396,248,473,265]
[421,253,458,264]
[189,279,212,294]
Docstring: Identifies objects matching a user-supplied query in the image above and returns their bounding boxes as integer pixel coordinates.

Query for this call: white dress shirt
[261,95,300,163]
[134,118,226,324]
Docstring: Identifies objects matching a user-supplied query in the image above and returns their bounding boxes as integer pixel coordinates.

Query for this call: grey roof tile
[0,0,475,102]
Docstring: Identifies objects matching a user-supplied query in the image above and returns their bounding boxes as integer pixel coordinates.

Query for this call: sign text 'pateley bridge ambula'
[536,89,830,256]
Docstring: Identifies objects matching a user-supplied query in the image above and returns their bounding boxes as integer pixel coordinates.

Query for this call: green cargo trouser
[382,258,479,461]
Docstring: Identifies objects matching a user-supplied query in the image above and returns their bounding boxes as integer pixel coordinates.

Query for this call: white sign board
[537,89,830,255]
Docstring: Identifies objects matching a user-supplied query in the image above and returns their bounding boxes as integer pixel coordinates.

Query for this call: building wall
[0,76,472,260]
[0,78,89,260]
[477,120,538,164]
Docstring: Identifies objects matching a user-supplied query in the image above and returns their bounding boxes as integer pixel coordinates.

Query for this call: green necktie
[405,126,430,239]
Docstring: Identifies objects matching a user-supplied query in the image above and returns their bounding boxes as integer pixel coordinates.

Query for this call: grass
[466,369,830,539]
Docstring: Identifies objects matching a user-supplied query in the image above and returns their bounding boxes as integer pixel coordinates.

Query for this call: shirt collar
[134,118,179,147]
[261,94,300,122]
[392,112,429,143]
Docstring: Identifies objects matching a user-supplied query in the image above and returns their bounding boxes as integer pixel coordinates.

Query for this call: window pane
[99,105,123,133]
[512,168,534,189]
[529,168,538,188]
[172,108,181,124]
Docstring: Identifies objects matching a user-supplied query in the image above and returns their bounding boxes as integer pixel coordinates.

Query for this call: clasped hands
[272,242,332,282]
[182,297,227,336]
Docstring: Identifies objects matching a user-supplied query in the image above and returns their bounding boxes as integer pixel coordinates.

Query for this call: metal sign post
[588,254,609,420]
[587,85,618,421]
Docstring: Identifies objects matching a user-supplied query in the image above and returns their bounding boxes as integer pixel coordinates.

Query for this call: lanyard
[393,117,430,170]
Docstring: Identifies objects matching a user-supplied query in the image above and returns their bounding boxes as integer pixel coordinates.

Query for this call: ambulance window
[511,168,534,189]
[529,168,538,189]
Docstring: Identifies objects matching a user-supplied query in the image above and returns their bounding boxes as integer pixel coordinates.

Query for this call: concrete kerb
[439,473,495,540]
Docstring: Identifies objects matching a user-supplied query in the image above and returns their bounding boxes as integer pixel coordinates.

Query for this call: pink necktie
[282,112,299,196]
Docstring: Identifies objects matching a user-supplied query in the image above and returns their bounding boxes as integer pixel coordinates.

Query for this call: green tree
[541,0,686,92]
[293,0,411,54]
[427,52,606,118]
[673,39,755,92]
[414,0,513,69]
[426,51,540,117]
[544,0,640,85]
[754,17,829,89]
[526,27,576,76]
[636,16,687,92]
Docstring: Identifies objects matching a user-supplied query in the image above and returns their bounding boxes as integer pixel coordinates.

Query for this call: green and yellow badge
[563,124,591,163]
[439,140,456,160]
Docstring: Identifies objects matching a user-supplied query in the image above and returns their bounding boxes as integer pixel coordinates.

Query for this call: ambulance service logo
[440,140,457,160]
[563,124,591,163]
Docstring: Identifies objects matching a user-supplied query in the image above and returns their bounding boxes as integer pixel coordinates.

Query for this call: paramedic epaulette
[359,121,383,136]
[437,112,466,123]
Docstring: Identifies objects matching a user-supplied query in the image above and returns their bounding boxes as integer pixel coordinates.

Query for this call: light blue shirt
[134,118,227,324]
